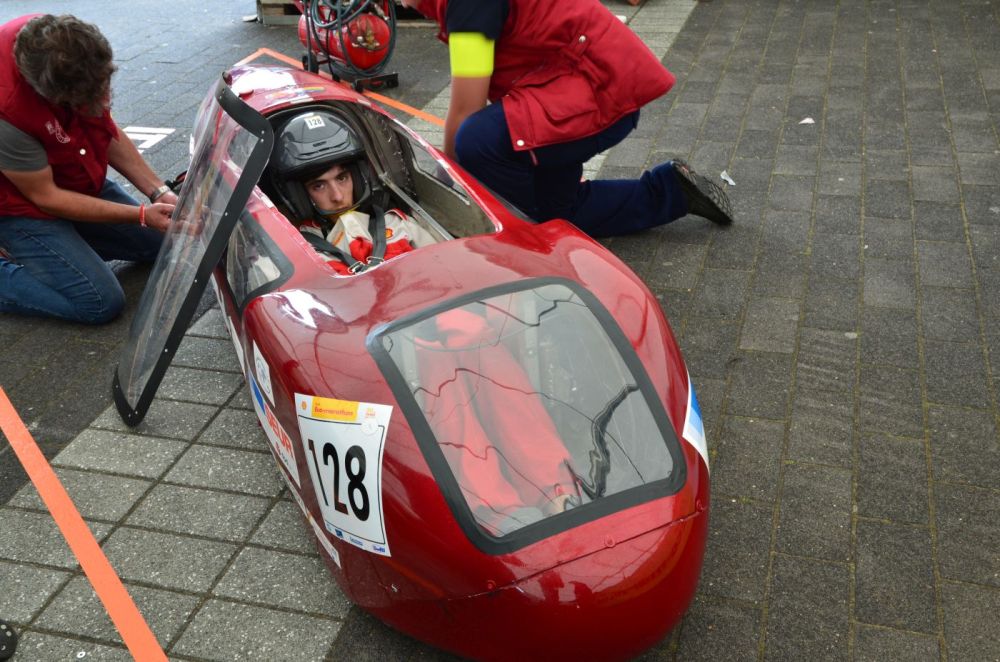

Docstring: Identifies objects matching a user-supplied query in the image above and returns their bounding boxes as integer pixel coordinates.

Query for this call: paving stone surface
[32,576,199,648]
[2,0,1000,660]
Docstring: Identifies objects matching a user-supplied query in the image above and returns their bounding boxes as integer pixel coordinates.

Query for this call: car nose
[435,509,709,662]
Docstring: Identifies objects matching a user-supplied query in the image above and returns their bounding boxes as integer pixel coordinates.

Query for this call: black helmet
[272,109,373,222]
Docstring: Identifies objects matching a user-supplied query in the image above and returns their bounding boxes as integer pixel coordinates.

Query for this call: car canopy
[113,76,274,425]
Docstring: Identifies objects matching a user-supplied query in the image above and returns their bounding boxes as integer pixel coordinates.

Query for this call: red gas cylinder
[298,10,391,72]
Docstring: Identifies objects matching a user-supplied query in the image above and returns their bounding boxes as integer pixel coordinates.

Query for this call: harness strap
[300,231,367,273]
[301,206,389,273]
[367,205,387,264]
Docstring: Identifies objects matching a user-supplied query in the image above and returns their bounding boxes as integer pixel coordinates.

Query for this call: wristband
[138,204,147,228]
[148,184,171,202]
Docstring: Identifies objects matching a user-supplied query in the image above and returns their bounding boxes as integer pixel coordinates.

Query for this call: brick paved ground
[1,1,999,660]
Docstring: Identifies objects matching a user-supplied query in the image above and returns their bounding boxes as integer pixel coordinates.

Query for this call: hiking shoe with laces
[673,159,734,225]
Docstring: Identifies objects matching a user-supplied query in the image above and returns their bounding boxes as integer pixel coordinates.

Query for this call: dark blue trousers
[454,102,689,238]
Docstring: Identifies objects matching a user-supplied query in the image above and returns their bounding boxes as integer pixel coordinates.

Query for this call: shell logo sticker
[385,228,394,239]
[312,396,358,421]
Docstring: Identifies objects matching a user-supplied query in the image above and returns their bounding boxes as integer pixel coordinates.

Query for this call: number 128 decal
[296,394,392,557]
[306,439,369,521]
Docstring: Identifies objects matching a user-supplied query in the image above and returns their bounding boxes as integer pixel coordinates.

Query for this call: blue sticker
[249,373,265,410]
[682,375,709,470]
[688,387,703,436]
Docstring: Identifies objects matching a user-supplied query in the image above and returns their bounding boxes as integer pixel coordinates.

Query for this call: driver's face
[305,164,354,212]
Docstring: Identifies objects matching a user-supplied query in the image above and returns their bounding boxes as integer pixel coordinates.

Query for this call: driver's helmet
[272,109,373,224]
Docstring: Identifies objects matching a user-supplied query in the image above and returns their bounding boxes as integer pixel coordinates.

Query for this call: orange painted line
[235,47,271,66]
[0,388,167,661]
[237,47,446,127]
[249,46,302,68]
[364,90,445,127]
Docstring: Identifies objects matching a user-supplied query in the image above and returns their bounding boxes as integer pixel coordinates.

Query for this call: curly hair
[13,14,117,115]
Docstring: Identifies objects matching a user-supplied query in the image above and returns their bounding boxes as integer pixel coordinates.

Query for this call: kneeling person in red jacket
[399,0,733,238]
[0,14,177,323]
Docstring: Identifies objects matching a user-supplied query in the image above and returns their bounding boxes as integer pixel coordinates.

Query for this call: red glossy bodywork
[216,65,709,661]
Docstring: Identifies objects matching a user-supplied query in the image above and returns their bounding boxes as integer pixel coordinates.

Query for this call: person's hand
[145,202,175,232]
[156,190,179,206]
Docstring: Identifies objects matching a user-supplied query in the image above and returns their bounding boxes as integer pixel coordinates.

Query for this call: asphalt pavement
[1,0,999,660]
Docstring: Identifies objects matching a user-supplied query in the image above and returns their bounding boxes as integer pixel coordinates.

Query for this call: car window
[385,125,496,238]
[225,204,291,310]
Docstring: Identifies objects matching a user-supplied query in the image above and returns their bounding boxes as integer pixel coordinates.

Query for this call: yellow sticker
[311,396,359,421]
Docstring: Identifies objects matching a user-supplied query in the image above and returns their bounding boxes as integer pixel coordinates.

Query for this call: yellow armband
[449,32,495,78]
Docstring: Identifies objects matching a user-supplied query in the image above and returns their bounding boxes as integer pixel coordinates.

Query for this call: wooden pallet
[256,0,301,26]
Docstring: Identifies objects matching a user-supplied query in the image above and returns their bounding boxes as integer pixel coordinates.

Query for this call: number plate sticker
[296,394,392,557]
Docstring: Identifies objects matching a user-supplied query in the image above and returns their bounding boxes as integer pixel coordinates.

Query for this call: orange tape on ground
[236,47,446,127]
[234,47,271,66]
[0,388,167,661]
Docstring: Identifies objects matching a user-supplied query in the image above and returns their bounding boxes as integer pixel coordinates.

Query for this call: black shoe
[673,159,734,225]
[0,620,17,661]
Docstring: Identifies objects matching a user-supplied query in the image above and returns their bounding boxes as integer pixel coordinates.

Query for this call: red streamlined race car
[113,64,710,661]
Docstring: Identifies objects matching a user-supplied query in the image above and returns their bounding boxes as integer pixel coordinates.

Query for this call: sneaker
[673,159,734,225]
[0,620,17,661]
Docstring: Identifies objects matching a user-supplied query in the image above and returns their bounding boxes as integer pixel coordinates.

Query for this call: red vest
[416,0,675,151]
[0,15,117,219]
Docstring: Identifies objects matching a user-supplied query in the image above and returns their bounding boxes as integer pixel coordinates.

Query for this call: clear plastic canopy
[114,77,273,425]
[375,282,683,540]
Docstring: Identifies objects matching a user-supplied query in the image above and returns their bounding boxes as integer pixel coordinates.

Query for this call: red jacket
[0,15,118,220]
[415,0,675,151]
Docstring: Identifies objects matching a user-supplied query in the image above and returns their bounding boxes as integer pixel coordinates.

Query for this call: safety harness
[301,206,388,273]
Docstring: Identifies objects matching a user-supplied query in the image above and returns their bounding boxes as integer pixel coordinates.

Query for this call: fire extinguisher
[294,0,398,89]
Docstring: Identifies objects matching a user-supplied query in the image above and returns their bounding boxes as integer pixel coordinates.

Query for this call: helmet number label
[296,394,392,557]
[304,115,326,129]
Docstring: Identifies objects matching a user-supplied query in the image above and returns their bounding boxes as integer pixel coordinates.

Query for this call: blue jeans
[454,103,689,238]
[0,180,162,324]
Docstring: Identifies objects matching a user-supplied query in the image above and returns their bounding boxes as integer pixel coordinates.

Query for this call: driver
[272,109,434,275]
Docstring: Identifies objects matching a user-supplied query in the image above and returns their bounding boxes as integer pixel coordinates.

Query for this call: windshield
[372,281,683,545]
[391,126,495,238]
[114,77,274,425]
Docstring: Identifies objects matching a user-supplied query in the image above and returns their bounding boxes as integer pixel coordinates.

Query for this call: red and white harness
[300,208,436,275]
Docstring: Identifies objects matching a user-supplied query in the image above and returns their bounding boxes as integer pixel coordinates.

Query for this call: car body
[113,64,710,662]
